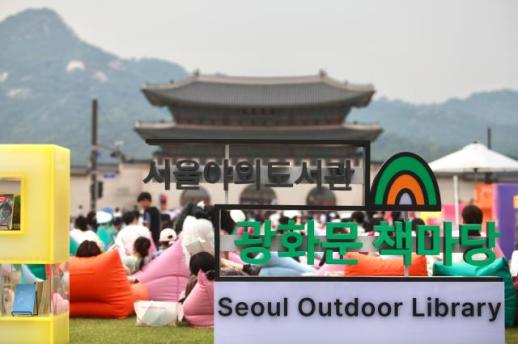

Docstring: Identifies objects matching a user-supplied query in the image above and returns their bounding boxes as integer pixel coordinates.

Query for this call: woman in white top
[70,216,104,251]
[114,211,156,259]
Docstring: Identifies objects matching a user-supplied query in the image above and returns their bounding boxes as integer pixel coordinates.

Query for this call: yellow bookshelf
[0,145,70,344]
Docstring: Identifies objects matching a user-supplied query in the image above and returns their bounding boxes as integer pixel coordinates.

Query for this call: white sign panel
[215,280,504,344]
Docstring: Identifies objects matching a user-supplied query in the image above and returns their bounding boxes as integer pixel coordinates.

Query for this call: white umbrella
[429,143,518,225]
[430,143,518,173]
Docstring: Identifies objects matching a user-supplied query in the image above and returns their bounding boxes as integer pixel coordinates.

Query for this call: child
[182,252,215,301]
[157,228,177,255]
[123,237,152,276]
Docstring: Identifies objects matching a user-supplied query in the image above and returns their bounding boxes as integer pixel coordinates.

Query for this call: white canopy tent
[429,143,518,226]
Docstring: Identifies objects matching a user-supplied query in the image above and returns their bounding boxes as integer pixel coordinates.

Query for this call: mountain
[1,8,517,164]
[0,8,188,164]
[349,90,518,161]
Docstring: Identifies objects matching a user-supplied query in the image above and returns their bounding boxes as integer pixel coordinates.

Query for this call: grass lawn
[72,318,518,343]
[508,327,518,344]
[70,318,213,344]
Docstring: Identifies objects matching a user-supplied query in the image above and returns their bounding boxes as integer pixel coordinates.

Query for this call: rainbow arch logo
[370,152,441,210]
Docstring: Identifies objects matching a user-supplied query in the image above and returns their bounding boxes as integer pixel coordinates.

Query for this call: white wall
[71,162,477,216]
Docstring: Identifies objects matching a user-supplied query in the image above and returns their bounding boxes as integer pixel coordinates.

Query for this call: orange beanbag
[344,253,428,276]
[70,250,150,318]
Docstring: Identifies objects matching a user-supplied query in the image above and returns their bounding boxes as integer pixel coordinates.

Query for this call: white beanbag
[134,301,179,327]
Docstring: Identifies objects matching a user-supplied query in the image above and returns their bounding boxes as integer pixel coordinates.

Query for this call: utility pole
[487,127,492,149]
[90,99,98,212]
[485,127,492,183]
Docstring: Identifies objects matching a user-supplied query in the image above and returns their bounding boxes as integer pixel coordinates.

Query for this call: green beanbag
[433,258,516,327]
[26,264,46,280]
[70,237,79,256]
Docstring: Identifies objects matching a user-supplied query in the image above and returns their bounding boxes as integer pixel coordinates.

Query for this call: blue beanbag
[259,252,316,276]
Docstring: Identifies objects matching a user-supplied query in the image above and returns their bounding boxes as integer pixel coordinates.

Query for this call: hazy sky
[1,0,517,102]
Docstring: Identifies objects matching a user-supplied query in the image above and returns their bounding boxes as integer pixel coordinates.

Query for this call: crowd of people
[71,191,496,275]
[69,190,509,326]
[69,192,220,325]
[71,192,174,276]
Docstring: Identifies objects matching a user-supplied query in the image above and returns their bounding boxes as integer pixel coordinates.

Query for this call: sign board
[144,139,370,209]
[144,139,442,211]
[145,138,505,343]
[215,279,504,344]
[103,172,116,179]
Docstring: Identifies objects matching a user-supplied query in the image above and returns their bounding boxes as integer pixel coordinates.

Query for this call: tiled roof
[142,72,375,108]
[135,122,382,141]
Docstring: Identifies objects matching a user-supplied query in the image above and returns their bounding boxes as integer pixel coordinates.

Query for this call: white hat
[230,209,246,223]
[337,211,353,219]
[181,216,215,256]
[270,212,281,224]
[96,211,113,224]
[284,210,301,219]
[159,228,177,243]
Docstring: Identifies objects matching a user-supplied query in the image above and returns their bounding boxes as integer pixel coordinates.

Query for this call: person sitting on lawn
[180,251,216,327]
[461,204,504,259]
[96,211,117,251]
[115,211,156,259]
[157,227,177,255]
[75,240,102,258]
[181,251,215,302]
[70,216,104,252]
[462,204,483,234]
[123,236,153,276]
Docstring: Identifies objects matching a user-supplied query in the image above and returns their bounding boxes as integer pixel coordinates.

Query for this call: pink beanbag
[135,239,190,301]
[183,271,214,327]
[494,242,504,259]
[299,256,321,269]
[52,293,69,315]
[316,252,343,276]
[317,263,345,276]
[227,252,245,265]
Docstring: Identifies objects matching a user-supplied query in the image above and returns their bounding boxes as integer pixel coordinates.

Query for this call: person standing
[137,192,161,245]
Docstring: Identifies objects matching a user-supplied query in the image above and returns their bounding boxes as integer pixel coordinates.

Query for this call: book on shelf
[1,270,19,316]
[12,284,37,316]
[0,274,3,316]
[0,194,15,230]
[1,287,14,316]
[35,280,51,315]
[0,270,52,317]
